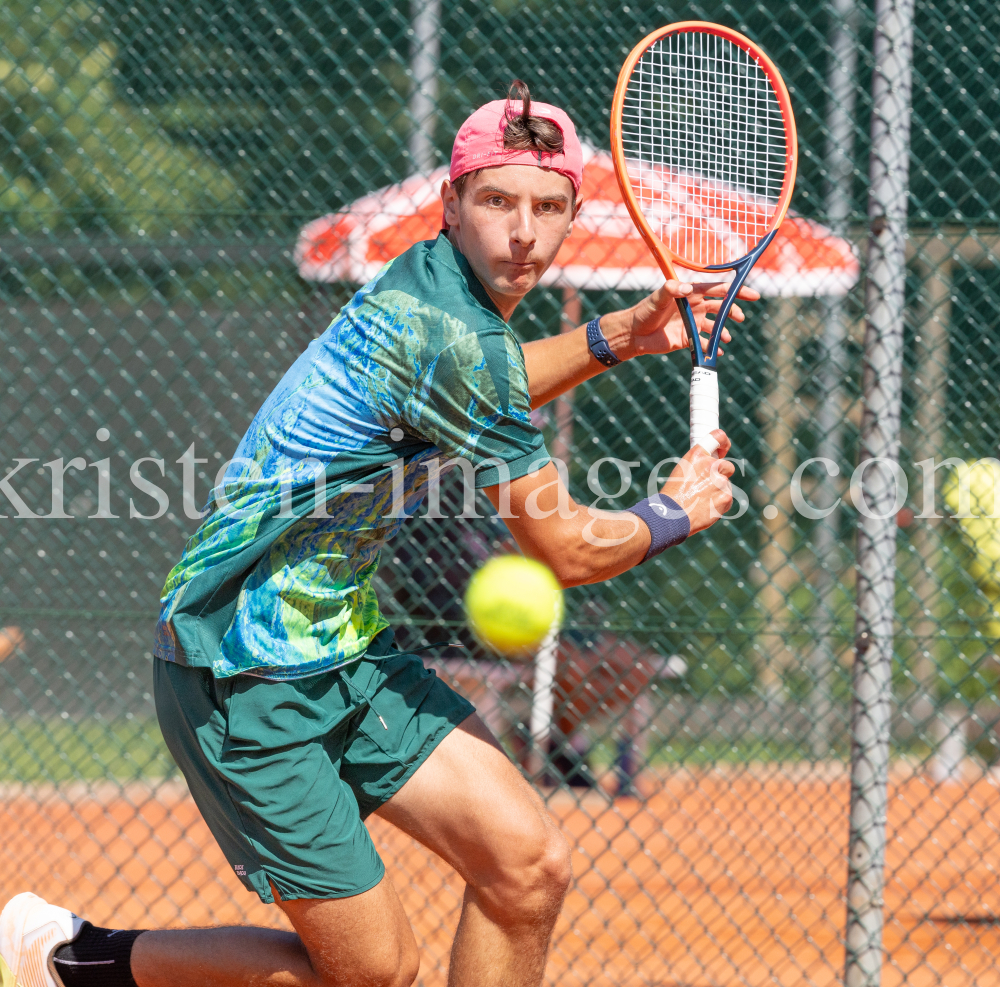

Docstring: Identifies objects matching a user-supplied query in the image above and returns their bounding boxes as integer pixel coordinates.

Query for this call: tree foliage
[1,0,241,235]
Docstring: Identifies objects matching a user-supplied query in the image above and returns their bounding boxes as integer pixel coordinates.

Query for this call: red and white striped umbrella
[295,146,859,297]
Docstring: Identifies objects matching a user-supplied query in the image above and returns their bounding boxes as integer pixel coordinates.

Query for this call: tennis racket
[610,22,798,454]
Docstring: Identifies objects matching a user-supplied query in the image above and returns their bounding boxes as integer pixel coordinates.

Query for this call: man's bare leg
[133,713,567,987]
[131,874,418,987]
[375,713,572,987]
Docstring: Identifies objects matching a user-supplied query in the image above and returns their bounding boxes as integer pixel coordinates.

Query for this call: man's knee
[278,880,419,987]
[313,934,418,987]
[472,820,572,926]
[364,937,419,987]
[537,827,574,910]
[369,939,419,987]
[395,935,420,987]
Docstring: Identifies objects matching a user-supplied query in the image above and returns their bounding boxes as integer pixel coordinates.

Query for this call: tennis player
[1,81,754,987]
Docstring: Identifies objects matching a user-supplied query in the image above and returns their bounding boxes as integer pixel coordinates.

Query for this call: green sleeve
[402,327,549,487]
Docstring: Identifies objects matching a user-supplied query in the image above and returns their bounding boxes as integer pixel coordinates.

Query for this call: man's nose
[511,204,536,248]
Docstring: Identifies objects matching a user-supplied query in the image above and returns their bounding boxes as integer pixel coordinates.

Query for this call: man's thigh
[275,876,419,987]
[339,648,475,817]
[373,713,564,888]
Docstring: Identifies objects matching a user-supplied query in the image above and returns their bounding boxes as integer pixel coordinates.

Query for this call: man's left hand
[603,280,761,361]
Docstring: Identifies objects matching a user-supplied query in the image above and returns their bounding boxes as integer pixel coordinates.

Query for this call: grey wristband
[586,317,620,367]
[627,495,691,561]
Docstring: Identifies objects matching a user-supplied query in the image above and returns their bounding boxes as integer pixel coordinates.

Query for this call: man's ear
[441,179,460,230]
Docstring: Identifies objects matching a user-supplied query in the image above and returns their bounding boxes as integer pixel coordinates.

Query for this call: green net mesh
[3,1,1000,983]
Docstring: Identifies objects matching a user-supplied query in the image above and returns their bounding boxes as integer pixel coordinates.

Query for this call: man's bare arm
[520,282,756,410]
[482,431,736,586]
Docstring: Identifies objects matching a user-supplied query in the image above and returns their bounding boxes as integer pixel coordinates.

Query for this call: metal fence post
[844,1,915,984]
[808,0,859,760]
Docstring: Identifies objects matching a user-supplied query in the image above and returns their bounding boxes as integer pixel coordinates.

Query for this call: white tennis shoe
[0,892,83,987]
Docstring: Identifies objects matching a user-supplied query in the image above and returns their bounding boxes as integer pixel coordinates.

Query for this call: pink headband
[449,99,584,194]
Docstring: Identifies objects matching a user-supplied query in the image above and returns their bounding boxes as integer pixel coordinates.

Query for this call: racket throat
[676,296,705,368]
[700,227,781,367]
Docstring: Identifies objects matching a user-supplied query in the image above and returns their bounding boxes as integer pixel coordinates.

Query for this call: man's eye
[488,196,504,206]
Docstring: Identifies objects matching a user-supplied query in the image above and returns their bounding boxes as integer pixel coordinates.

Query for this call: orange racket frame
[609,21,798,452]
[610,20,798,285]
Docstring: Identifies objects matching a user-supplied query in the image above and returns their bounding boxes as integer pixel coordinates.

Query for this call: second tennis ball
[464,555,563,659]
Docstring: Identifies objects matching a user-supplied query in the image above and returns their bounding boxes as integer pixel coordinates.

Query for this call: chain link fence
[2,0,1000,983]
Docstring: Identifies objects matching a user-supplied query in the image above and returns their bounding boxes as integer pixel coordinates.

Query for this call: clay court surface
[3,765,999,986]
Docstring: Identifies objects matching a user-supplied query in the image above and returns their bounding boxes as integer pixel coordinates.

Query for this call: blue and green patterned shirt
[154,233,548,679]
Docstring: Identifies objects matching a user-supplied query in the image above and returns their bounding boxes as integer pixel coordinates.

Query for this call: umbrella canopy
[295,146,859,297]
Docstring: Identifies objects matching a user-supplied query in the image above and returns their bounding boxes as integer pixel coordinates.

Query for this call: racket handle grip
[690,367,720,456]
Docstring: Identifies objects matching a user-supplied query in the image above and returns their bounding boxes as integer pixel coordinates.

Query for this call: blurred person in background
[0,627,24,663]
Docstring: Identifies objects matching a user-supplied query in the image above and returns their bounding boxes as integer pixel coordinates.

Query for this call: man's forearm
[485,462,663,586]
[522,315,633,409]
[484,440,730,590]
[505,507,652,587]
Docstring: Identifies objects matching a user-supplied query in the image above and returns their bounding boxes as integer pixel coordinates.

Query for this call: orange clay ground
[3,765,999,986]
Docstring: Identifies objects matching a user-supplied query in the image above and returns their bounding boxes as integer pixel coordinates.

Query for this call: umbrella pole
[528,624,560,783]
[551,286,581,465]
[407,0,440,172]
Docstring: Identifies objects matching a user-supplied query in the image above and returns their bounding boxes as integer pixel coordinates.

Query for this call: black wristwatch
[586,317,621,367]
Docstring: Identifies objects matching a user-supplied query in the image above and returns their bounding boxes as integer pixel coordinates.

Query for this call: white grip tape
[690,367,720,455]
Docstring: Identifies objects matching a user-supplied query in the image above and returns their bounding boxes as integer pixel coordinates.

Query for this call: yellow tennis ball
[464,555,563,659]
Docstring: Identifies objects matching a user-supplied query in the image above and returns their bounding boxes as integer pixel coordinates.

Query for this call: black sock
[52,922,146,987]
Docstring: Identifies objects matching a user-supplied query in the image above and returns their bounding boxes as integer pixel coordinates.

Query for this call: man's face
[441,165,579,319]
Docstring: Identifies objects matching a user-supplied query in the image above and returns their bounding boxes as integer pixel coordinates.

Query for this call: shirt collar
[433,232,506,323]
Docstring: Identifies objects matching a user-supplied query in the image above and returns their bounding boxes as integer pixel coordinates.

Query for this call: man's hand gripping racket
[610,21,798,454]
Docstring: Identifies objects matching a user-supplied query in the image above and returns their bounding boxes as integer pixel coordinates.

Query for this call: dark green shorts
[153,631,475,903]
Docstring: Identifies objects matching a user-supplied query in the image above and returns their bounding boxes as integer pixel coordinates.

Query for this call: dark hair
[501,79,564,154]
[452,79,569,199]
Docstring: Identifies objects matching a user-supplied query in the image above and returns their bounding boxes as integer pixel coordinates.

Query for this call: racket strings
[621,30,788,268]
